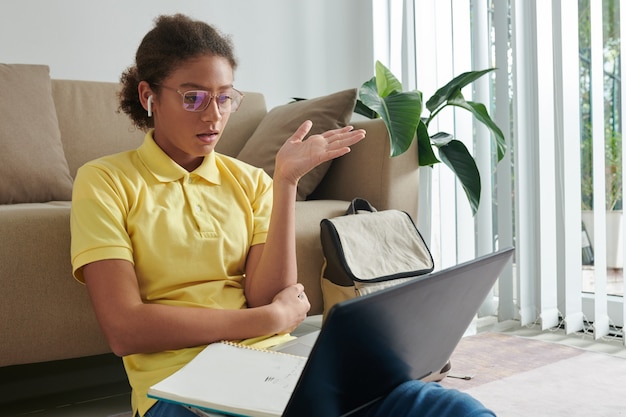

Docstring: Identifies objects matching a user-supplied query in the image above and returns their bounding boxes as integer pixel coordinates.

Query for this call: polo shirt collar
[138,130,221,185]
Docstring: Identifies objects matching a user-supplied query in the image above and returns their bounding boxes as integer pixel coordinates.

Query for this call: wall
[0,0,374,109]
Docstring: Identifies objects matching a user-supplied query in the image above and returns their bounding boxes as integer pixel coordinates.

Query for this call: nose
[200,97,222,122]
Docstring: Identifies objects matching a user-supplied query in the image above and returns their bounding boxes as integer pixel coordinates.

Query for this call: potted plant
[355,61,506,216]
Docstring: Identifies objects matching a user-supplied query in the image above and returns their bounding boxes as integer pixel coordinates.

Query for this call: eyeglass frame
[152,84,244,114]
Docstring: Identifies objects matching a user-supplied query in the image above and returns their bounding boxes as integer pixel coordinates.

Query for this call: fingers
[291,120,313,142]
[322,126,366,146]
[287,283,307,302]
[291,283,309,306]
[275,284,309,333]
[321,127,366,156]
[321,125,364,137]
[292,122,365,146]
[297,290,309,304]
[321,125,360,137]
[299,127,364,165]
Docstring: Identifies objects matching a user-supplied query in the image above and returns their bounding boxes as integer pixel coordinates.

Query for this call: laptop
[152,248,513,417]
[276,247,514,416]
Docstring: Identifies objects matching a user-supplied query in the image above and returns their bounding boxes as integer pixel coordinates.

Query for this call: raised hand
[273,120,366,186]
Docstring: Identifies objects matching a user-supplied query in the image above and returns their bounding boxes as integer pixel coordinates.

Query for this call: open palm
[274,120,366,185]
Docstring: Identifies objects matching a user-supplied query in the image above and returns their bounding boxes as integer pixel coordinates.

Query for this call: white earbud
[147,95,153,117]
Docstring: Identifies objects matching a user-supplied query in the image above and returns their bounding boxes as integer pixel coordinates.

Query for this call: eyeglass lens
[182,91,236,112]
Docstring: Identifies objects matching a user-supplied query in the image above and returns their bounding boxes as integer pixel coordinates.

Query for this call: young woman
[71,14,495,417]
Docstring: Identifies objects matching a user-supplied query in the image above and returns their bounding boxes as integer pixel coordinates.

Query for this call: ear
[138,81,155,116]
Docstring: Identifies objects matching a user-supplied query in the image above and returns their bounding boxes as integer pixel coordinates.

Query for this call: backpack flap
[320,209,434,284]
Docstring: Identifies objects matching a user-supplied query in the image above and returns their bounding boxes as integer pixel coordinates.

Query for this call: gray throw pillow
[237,89,357,200]
[0,64,73,204]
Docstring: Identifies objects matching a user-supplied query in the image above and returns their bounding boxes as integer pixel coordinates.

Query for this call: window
[375,0,624,336]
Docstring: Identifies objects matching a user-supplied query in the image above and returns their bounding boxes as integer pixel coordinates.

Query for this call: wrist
[270,176,299,206]
[255,302,285,335]
[271,172,299,190]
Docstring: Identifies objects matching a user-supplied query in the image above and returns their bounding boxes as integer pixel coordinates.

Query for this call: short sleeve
[70,163,134,282]
[249,169,273,247]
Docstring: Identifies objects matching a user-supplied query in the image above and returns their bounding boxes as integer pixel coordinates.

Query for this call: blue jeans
[143,380,496,417]
[360,380,496,417]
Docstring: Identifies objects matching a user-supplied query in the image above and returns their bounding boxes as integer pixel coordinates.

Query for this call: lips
[197,131,219,143]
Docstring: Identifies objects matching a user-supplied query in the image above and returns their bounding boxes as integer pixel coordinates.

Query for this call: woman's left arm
[244,120,365,307]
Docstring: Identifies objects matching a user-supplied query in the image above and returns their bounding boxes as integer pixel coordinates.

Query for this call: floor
[0,382,131,417]
[4,317,625,417]
[446,323,626,417]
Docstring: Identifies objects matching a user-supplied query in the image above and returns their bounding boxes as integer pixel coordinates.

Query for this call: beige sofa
[0,64,419,401]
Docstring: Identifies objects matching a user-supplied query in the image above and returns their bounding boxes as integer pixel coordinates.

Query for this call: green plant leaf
[417,121,440,166]
[435,139,481,215]
[426,68,496,113]
[359,80,422,157]
[354,98,379,119]
[447,98,507,161]
[375,60,403,98]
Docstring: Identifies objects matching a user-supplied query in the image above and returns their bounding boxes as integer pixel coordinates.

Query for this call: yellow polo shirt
[70,131,273,416]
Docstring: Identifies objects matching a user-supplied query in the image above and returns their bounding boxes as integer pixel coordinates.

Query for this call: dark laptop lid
[283,247,514,417]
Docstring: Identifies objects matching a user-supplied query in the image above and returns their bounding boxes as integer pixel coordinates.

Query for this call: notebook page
[148,341,307,417]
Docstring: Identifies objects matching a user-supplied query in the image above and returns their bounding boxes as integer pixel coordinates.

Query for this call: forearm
[245,177,298,307]
[83,260,290,357]
[103,302,282,357]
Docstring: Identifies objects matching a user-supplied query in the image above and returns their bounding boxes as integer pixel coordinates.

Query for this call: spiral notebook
[148,341,306,417]
[148,248,514,417]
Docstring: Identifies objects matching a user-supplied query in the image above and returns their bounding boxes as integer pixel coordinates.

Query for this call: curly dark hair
[118,14,238,130]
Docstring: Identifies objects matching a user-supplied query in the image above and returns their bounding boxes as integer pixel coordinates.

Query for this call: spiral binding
[218,340,300,358]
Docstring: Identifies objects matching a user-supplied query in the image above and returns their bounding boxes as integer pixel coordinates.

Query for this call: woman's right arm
[83,259,308,357]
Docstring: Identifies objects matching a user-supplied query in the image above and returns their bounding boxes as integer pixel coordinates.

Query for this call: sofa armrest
[0,203,110,367]
[310,118,420,219]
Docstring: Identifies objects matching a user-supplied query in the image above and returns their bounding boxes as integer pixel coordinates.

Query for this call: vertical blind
[374,0,624,344]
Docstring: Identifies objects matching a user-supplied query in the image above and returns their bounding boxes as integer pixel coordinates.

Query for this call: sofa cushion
[237,89,357,200]
[0,64,73,204]
[51,79,145,178]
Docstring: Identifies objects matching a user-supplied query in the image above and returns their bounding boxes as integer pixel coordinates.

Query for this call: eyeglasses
[157,85,244,113]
